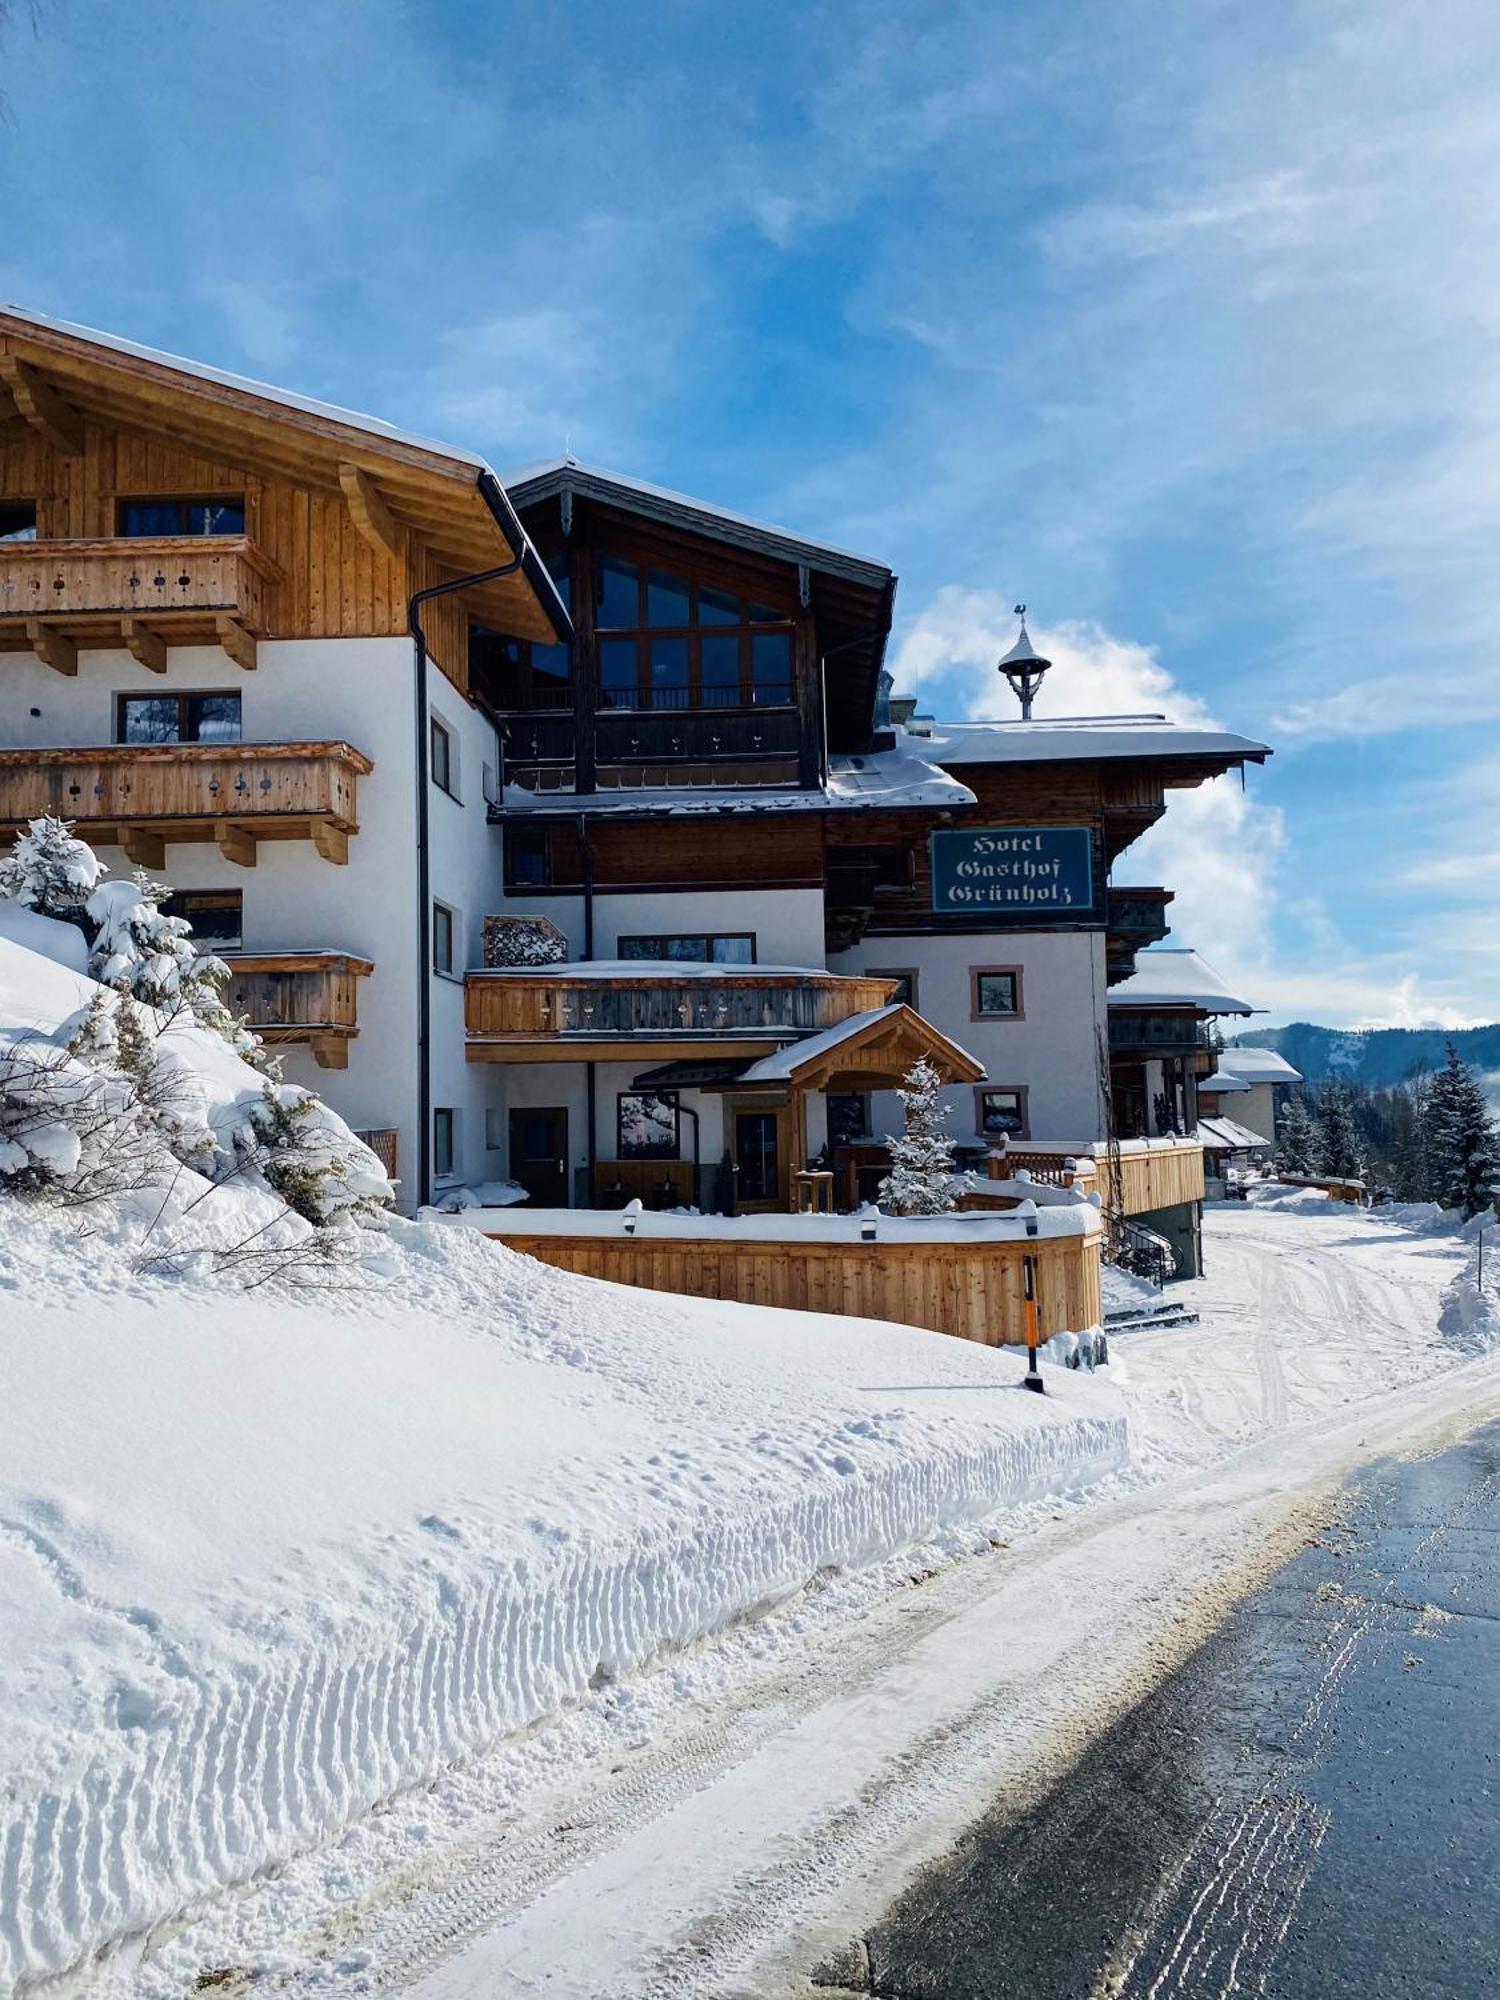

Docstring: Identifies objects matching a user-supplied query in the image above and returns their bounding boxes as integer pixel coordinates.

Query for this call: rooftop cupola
[997,605,1051,720]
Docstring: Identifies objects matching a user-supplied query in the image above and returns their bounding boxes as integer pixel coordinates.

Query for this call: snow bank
[0,1202,1124,1990]
[0,896,89,972]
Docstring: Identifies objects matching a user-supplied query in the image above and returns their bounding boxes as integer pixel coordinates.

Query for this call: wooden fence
[485,1222,1101,1349]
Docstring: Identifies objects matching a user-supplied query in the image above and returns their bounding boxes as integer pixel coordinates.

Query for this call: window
[971,967,1023,1020]
[0,501,37,542]
[827,1092,870,1146]
[430,717,458,799]
[589,554,796,711]
[868,968,918,1009]
[976,1087,1029,1140]
[116,691,242,744]
[118,496,245,537]
[432,901,456,975]
[504,825,551,888]
[617,932,755,964]
[617,1091,679,1159]
[162,889,242,953]
[433,1108,456,1180]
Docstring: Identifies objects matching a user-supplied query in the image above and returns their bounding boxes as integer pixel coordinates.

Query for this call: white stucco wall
[2,635,507,1210]
[493,881,828,970]
[829,929,1109,1145]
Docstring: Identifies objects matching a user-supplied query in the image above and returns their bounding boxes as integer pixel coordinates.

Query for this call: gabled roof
[737,1004,984,1089]
[0,306,569,646]
[1108,948,1257,1016]
[1199,1069,1252,1094]
[503,456,892,588]
[913,715,1271,769]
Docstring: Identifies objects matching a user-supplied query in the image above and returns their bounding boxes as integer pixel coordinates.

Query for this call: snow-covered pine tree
[1315,1082,1363,1180]
[83,867,266,1064]
[1277,1093,1318,1175]
[877,1056,963,1215]
[0,815,105,915]
[1426,1041,1498,1219]
[1387,1072,1432,1201]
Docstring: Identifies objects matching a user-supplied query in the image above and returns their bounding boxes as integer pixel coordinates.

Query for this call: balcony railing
[1108,1011,1215,1054]
[466,966,899,1057]
[0,740,373,868]
[0,536,283,671]
[595,682,794,711]
[225,951,374,1069]
[1106,885,1174,939]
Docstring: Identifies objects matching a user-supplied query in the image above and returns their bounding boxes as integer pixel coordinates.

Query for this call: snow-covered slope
[0,936,1123,1993]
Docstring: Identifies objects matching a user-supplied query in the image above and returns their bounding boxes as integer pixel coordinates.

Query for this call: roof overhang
[0,307,570,646]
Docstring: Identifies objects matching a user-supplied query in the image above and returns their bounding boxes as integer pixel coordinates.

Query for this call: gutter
[407,468,573,1211]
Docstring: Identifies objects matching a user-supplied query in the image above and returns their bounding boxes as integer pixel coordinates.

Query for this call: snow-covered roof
[912,715,1271,768]
[501,738,974,818]
[4,305,490,470]
[1199,1069,1252,1094]
[738,1005,905,1082]
[502,456,892,586]
[1220,1046,1304,1085]
[1196,1116,1272,1153]
[1107,949,1257,1016]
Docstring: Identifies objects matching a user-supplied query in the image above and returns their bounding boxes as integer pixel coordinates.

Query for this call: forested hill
[1232,1022,1500,1088]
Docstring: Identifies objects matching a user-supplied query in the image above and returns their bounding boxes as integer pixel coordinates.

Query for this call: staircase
[1104,1299,1201,1333]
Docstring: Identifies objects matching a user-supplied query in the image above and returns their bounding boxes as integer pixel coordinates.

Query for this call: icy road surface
[107,1194,1500,2000]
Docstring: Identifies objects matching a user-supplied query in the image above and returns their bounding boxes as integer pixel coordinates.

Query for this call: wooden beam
[120,619,168,674]
[312,1036,349,1070]
[310,820,349,865]
[0,356,84,456]
[214,820,257,868]
[119,826,165,871]
[25,622,77,677]
[339,461,406,561]
[214,614,257,672]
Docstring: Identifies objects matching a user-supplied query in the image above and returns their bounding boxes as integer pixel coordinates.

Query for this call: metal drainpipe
[406,469,558,1211]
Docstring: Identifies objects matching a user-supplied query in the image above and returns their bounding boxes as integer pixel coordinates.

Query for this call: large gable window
[118,497,246,537]
[593,556,794,712]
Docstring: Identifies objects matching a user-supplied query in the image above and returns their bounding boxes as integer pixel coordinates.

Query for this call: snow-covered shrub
[240,1080,393,1226]
[0,814,104,916]
[878,1057,967,1216]
[0,1030,163,1201]
[483,913,568,968]
[86,867,268,1068]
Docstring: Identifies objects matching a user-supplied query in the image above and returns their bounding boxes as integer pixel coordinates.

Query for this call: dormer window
[118,497,245,537]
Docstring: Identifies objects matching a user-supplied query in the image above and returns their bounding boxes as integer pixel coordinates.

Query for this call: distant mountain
[1230,1022,1500,1091]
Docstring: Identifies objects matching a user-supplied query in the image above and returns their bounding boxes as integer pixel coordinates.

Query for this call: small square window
[827,1092,870,1146]
[432,901,456,975]
[0,502,37,542]
[505,825,551,887]
[430,717,458,798]
[977,1088,1028,1140]
[869,968,918,1009]
[434,1108,456,1180]
[972,968,1022,1019]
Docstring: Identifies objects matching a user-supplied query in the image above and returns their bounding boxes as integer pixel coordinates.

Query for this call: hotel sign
[929,826,1095,916]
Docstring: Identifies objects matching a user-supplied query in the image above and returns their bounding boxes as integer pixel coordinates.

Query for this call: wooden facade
[465,967,897,1048]
[225,951,373,1068]
[0,313,568,690]
[999,1142,1207,1216]
[0,740,371,868]
[486,1223,1101,1349]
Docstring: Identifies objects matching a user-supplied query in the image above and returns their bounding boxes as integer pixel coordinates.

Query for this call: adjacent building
[0,313,1274,1263]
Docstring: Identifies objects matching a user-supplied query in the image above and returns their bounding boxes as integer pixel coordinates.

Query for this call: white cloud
[892,588,1290,996]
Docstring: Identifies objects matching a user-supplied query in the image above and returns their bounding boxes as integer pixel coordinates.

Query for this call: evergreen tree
[1387,1072,1432,1201]
[1426,1042,1498,1219]
[84,868,266,1065]
[878,1057,964,1215]
[1277,1093,1318,1175]
[0,815,104,915]
[1316,1082,1364,1179]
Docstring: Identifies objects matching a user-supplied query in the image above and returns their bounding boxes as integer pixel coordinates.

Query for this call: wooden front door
[508,1107,569,1207]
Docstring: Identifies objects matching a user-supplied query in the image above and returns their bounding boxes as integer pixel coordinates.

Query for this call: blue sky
[2,0,1496,1027]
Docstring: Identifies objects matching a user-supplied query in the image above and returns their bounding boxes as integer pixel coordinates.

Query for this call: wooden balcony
[0,535,283,673]
[0,740,373,869]
[1105,884,1174,979]
[466,966,898,1063]
[224,952,374,1069]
